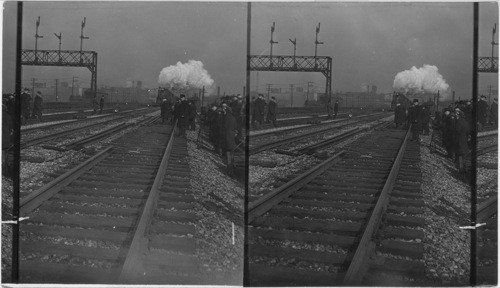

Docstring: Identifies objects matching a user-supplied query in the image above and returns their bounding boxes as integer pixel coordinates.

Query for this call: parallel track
[247,127,426,286]
[19,120,203,284]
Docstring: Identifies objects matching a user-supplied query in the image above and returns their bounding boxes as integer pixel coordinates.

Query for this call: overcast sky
[2,1,247,94]
[249,2,498,99]
[2,2,499,99]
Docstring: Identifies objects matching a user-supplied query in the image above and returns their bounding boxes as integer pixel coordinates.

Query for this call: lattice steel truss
[249,55,332,100]
[478,56,498,73]
[21,49,98,97]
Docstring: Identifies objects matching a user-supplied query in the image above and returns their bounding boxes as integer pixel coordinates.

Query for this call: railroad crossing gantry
[21,49,98,98]
[249,55,332,102]
[478,23,498,73]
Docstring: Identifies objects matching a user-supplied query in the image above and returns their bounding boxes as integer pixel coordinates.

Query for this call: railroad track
[251,112,387,138]
[21,111,156,149]
[247,127,426,286]
[249,114,390,155]
[19,120,204,284]
[21,108,149,133]
[476,195,497,285]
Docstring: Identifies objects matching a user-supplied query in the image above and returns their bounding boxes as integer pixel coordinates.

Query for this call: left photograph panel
[2,1,246,284]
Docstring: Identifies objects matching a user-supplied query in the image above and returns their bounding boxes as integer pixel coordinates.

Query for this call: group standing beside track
[393,95,498,177]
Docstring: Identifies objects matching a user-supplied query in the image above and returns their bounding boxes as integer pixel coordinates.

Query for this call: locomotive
[391,92,412,111]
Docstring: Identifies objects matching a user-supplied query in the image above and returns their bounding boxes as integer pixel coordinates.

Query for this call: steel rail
[477,196,497,223]
[21,112,147,149]
[21,108,147,132]
[65,116,159,150]
[118,119,177,282]
[343,127,411,285]
[295,127,360,154]
[20,146,113,215]
[250,114,389,155]
[248,150,344,223]
[251,112,386,139]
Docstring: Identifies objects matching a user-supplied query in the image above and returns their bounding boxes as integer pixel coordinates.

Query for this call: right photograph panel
[246,2,498,286]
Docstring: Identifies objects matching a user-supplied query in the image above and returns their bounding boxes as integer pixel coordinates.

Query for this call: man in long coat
[267,97,277,127]
[32,91,44,122]
[407,99,422,142]
[420,105,431,135]
[333,100,339,119]
[394,103,405,128]
[222,104,237,176]
[20,88,32,124]
[175,95,190,137]
[490,98,498,127]
[477,95,489,127]
[253,94,266,128]
[453,108,470,176]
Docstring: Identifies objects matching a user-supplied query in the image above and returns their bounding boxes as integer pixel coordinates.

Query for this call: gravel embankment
[419,132,471,285]
[185,129,244,284]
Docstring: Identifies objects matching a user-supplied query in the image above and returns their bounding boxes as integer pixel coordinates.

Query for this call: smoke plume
[393,65,450,99]
[158,60,214,94]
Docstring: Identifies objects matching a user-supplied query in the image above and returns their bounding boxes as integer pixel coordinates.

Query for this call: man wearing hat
[253,94,266,129]
[32,91,44,122]
[267,96,277,127]
[175,94,190,137]
[453,107,470,177]
[160,98,170,124]
[407,99,423,142]
[490,98,498,127]
[477,95,489,128]
[20,88,32,124]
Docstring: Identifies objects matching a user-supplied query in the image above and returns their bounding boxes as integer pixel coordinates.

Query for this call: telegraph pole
[491,23,498,70]
[217,86,220,99]
[306,81,313,102]
[269,22,278,68]
[314,22,323,68]
[34,16,43,62]
[80,17,89,64]
[290,84,294,107]
[55,79,59,102]
[54,32,62,62]
[32,78,35,96]
[266,84,272,101]
[289,38,296,67]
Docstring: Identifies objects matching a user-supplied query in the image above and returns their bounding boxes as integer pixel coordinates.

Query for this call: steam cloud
[393,65,450,99]
[158,60,214,94]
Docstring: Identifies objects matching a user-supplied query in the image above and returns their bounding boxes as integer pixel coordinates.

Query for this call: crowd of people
[203,95,244,176]
[250,94,280,128]
[394,95,498,176]
[19,88,44,124]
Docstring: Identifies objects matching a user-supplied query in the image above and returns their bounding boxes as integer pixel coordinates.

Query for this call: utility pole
[314,22,323,68]
[491,23,498,71]
[55,79,58,102]
[34,16,43,62]
[269,22,278,68]
[71,76,77,99]
[488,84,492,103]
[452,90,455,107]
[31,78,35,96]
[256,72,259,93]
[217,86,220,99]
[306,81,313,102]
[266,84,272,101]
[290,84,294,107]
[243,86,245,97]
[289,38,296,68]
[54,32,62,62]
[80,17,89,63]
